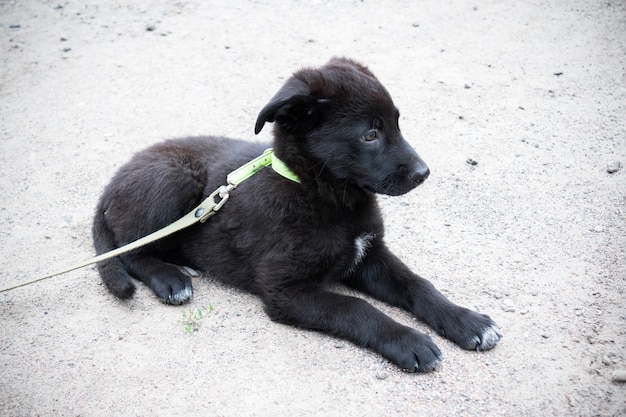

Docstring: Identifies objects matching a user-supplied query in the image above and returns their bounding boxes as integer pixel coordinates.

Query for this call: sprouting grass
[179,305,213,334]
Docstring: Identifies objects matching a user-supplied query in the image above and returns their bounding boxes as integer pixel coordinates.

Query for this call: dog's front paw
[473,323,502,351]
[438,307,502,351]
[378,327,443,372]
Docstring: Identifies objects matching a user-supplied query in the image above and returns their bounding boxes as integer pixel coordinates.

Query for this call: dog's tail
[92,206,135,299]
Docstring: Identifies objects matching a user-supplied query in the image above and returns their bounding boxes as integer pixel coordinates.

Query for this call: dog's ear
[255,77,328,134]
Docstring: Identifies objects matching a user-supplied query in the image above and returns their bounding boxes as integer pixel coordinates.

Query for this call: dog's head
[255,57,429,196]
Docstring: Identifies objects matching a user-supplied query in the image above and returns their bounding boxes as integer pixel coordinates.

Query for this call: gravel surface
[1,1,624,416]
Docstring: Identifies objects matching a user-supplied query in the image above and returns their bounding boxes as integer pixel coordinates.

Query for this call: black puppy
[93,57,501,372]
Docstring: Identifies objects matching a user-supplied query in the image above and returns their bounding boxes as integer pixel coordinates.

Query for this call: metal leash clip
[194,184,235,223]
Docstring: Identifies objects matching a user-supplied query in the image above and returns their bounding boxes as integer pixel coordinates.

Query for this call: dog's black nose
[411,164,430,185]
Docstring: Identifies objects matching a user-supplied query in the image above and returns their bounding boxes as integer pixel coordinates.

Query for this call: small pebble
[501,300,516,312]
[511,254,524,263]
[603,355,618,366]
[9,23,21,29]
[146,23,156,31]
[611,369,626,382]
[606,161,621,173]
[375,371,389,380]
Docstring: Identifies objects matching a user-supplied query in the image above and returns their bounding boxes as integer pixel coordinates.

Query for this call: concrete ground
[1,1,624,415]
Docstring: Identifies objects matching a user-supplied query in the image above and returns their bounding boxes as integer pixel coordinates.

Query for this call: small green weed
[179,305,213,334]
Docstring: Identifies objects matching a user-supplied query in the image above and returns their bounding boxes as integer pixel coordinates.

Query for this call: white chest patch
[346,233,375,274]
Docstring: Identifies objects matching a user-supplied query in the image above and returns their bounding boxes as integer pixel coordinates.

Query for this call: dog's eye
[363,129,378,142]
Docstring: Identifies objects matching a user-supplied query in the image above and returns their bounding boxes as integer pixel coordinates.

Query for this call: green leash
[0,148,299,293]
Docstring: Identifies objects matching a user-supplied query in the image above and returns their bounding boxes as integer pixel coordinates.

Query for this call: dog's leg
[94,140,207,303]
[345,242,502,351]
[120,251,193,305]
[262,286,442,372]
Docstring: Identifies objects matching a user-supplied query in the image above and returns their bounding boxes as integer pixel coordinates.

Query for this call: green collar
[270,151,301,184]
[226,148,301,186]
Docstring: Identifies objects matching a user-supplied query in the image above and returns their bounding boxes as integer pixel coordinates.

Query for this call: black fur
[93,58,501,372]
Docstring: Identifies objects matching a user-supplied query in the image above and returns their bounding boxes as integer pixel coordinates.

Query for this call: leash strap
[1,148,299,293]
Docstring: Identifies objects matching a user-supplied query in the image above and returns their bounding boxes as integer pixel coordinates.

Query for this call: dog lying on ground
[93,57,501,372]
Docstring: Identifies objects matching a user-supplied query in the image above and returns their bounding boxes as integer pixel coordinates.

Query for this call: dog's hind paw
[147,270,194,305]
[166,286,194,305]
